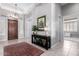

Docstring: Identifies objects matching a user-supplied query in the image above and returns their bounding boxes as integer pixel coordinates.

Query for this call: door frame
[8,19,18,40]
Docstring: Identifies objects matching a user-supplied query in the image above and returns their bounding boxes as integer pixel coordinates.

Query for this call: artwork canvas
[37,16,46,31]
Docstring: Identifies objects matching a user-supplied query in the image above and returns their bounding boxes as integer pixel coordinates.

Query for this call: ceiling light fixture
[8,4,19,19]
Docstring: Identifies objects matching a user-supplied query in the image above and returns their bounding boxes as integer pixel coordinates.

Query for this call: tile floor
[0,38,79,56]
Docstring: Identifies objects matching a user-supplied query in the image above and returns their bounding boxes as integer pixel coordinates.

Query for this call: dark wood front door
[8,20,18,40]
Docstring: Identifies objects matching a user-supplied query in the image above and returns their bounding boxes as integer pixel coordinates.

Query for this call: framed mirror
[37,15,46,31]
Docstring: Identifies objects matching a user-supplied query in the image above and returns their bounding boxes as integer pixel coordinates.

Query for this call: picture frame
[37,15,46,31]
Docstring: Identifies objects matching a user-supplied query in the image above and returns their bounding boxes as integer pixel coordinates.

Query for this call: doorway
[63,18,79,42]
[8,19,18,40]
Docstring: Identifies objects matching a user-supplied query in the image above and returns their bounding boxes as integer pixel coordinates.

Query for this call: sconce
[44,26,48,36]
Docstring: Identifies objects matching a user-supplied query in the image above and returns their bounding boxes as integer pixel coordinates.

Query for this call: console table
[32,34,51,50]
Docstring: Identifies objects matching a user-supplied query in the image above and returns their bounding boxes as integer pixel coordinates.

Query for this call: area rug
[4,42,44,56]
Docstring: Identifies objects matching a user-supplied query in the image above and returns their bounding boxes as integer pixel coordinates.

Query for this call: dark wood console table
[32,34,51,50]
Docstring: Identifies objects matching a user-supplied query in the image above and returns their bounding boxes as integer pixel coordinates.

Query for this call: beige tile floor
[0,38,79,56]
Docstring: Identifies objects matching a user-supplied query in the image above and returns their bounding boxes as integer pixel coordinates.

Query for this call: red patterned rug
[4,42,44,56]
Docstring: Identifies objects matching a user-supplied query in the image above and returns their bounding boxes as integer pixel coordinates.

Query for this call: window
[74,22,77,31]
[64,20,77,32]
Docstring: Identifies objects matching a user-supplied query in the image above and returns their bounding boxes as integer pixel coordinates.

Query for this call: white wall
[0,16,8,41]
[55,4,63,42]
[25,3,51,42]
[51,3,63,45]
[25,3,63,47]
[62,3,79,16]
[18,17,25,39]
[32,3,51,36]
[51,3,56,45]
[25,18,32,42]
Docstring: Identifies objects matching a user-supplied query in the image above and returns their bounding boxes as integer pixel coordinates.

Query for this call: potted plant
[32,25,38,34]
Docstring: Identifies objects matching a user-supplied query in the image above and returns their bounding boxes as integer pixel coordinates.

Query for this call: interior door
[8,19,18,40]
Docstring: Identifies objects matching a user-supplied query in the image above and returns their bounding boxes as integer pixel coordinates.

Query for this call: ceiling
[0,3,67,18]
[0,3,38,15]
[0,3,67,14]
